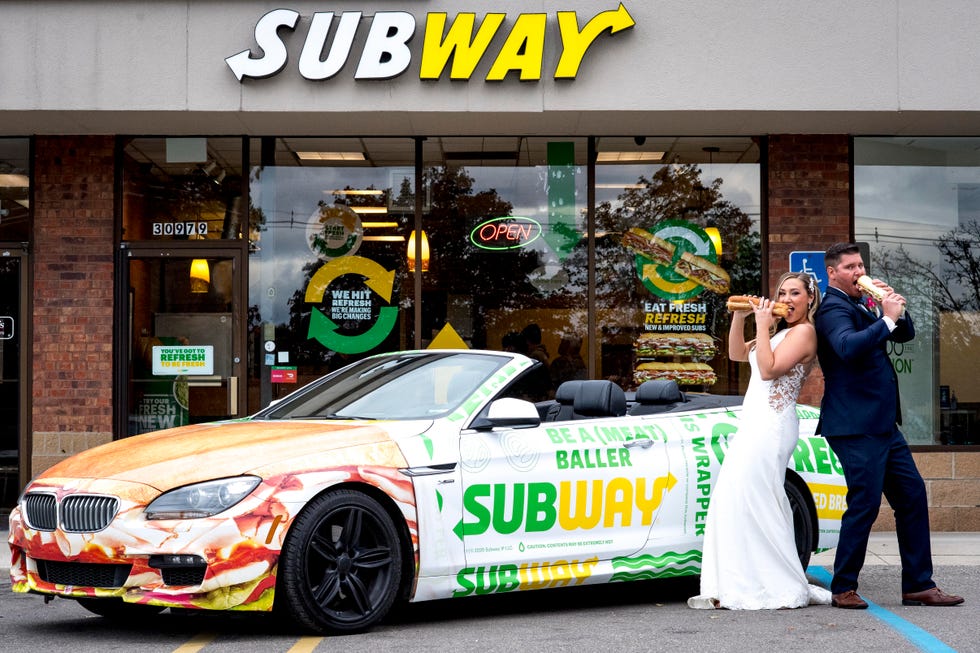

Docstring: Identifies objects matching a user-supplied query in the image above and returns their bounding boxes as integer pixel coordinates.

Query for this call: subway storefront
[1,2,978,528]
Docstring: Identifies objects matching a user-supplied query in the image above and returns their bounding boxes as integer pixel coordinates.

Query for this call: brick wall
[767,134,850,408]
[31,136,116,472]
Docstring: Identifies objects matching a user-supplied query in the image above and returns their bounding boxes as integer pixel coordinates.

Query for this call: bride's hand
[754,297,775,331]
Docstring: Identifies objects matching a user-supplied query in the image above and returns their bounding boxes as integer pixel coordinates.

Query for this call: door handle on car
[624,438,653,449]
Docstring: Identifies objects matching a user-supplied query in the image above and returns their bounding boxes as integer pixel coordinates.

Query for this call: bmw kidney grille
[24,492,119,533]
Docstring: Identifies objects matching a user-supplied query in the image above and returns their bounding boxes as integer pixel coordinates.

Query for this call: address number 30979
[152,222,209,237]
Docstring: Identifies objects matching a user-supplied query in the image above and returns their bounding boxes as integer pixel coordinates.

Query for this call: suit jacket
[814,287,914,437]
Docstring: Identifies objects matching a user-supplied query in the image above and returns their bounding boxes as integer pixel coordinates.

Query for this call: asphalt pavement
[3,529,977,652]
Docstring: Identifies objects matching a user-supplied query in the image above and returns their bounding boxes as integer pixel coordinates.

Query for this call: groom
[814,242,963,609]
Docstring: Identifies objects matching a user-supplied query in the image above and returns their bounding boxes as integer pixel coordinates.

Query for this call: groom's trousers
[824,427,934,595]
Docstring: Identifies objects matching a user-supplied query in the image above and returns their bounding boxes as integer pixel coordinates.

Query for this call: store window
[594,137,761,395]
[245,136,762,413]
[248,138,417,411]
[855,136,980,446]
[0,138,30,241]
[121,137,245,241]
[420,137,589,400]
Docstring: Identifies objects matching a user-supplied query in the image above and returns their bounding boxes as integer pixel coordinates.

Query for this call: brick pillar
[767,134,851,406]
[31,136,116,474]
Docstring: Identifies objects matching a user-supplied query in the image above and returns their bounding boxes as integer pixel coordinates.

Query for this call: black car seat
[572,380,628,418]
[545,380,585,421]
[629,379,686,415]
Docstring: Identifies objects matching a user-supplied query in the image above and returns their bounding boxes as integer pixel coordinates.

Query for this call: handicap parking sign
[789,251,827,294]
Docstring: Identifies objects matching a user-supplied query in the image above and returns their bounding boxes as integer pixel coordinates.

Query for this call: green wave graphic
[612,550,701,570]
[611,565,701,582]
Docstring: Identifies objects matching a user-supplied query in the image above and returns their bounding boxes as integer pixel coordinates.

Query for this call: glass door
[119,245,246,437]
[0,248,25,511]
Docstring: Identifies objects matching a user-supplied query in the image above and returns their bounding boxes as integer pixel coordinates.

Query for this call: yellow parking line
[171,632,217,653]
[287,637,324,653]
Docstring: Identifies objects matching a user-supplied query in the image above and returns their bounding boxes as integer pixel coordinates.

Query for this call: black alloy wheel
[277,489,403,634]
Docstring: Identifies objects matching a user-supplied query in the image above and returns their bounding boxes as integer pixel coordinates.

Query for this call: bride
[689,272,832,610]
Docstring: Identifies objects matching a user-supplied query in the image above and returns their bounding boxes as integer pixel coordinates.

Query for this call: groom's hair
[824,242,860,268]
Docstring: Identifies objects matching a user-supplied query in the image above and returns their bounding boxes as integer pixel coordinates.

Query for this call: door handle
[624,438,653,449]
[228,376,238,415]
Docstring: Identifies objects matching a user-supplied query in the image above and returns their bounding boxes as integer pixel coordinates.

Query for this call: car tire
[75,598,165,620]
[276,489,403,634]
[785,478,815,570]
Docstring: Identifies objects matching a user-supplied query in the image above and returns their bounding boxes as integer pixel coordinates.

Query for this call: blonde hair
[769,272,822,336]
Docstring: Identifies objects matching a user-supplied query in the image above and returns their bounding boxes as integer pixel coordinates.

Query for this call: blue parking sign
[789,251,827,293]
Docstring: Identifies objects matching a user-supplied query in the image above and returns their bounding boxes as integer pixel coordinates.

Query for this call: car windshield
[255,351,511,421]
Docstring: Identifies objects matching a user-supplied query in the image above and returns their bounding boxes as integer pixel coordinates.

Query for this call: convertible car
[8,349,846,633]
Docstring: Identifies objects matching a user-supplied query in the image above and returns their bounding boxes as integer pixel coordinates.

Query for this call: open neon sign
[470,216,542,251]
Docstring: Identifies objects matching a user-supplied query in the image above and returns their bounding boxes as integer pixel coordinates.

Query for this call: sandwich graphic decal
[623,219,728,388]
[622,219,730,301]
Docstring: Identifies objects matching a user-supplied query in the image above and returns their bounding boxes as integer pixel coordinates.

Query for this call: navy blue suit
[815,287,934,594]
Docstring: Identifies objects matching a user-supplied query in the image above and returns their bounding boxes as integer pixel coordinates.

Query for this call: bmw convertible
[8,349,846,633]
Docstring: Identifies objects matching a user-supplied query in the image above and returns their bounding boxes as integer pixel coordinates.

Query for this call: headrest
[554,380,585,405]
[573,380,628,417]
[635,379,684,405]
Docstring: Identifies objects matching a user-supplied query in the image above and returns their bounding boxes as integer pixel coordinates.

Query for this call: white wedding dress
[688,328,832,610]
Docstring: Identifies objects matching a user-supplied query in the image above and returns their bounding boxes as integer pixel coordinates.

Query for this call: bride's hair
[769,272,822,337]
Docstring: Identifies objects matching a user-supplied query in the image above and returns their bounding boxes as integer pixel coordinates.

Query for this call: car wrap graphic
[9,421,418,612]
[7,350,845,633]
[440,404,844,598]
[611,550,702,581]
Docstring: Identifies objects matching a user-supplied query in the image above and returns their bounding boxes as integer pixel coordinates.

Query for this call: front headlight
[145,476,261,519]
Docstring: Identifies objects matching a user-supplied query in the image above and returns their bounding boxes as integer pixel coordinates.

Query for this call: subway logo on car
[226,5,635,82]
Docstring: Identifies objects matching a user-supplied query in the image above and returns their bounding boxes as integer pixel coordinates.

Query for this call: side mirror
[470,397,541,431]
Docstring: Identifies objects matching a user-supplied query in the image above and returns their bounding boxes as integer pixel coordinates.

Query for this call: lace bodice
[748,328,813,414]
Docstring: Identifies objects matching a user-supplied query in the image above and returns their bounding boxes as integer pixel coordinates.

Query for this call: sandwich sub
[634,332,717,359]
[856,275,886,302]
[633,361,717,386]
[726,295,790,318]
[622,227,676,267]
[674,251,731,294]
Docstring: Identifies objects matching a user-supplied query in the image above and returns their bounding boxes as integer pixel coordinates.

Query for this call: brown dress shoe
[831,590,869,609]
[901,587,965,606]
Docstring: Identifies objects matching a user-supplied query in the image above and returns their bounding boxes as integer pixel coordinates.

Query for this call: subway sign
[226,4,635,82]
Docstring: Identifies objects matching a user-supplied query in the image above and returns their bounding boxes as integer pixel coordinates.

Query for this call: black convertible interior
[536,379,744,422]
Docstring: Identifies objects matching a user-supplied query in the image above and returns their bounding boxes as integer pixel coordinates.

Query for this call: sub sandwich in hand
[856,275,886,302]
[726,295,790,317]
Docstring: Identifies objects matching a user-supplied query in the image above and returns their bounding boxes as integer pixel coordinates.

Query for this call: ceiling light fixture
[596,152,665,163]
[0,173,29,187]
[407,230,430,272]
[595,183,648,189]
[297,152,366,161]
[189,259,211,294]
[323,189,384,195]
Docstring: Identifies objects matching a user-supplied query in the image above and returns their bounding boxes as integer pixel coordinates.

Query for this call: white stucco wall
[1,0,979,135]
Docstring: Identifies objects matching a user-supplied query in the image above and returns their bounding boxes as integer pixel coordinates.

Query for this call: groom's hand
[882,292,906,321]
